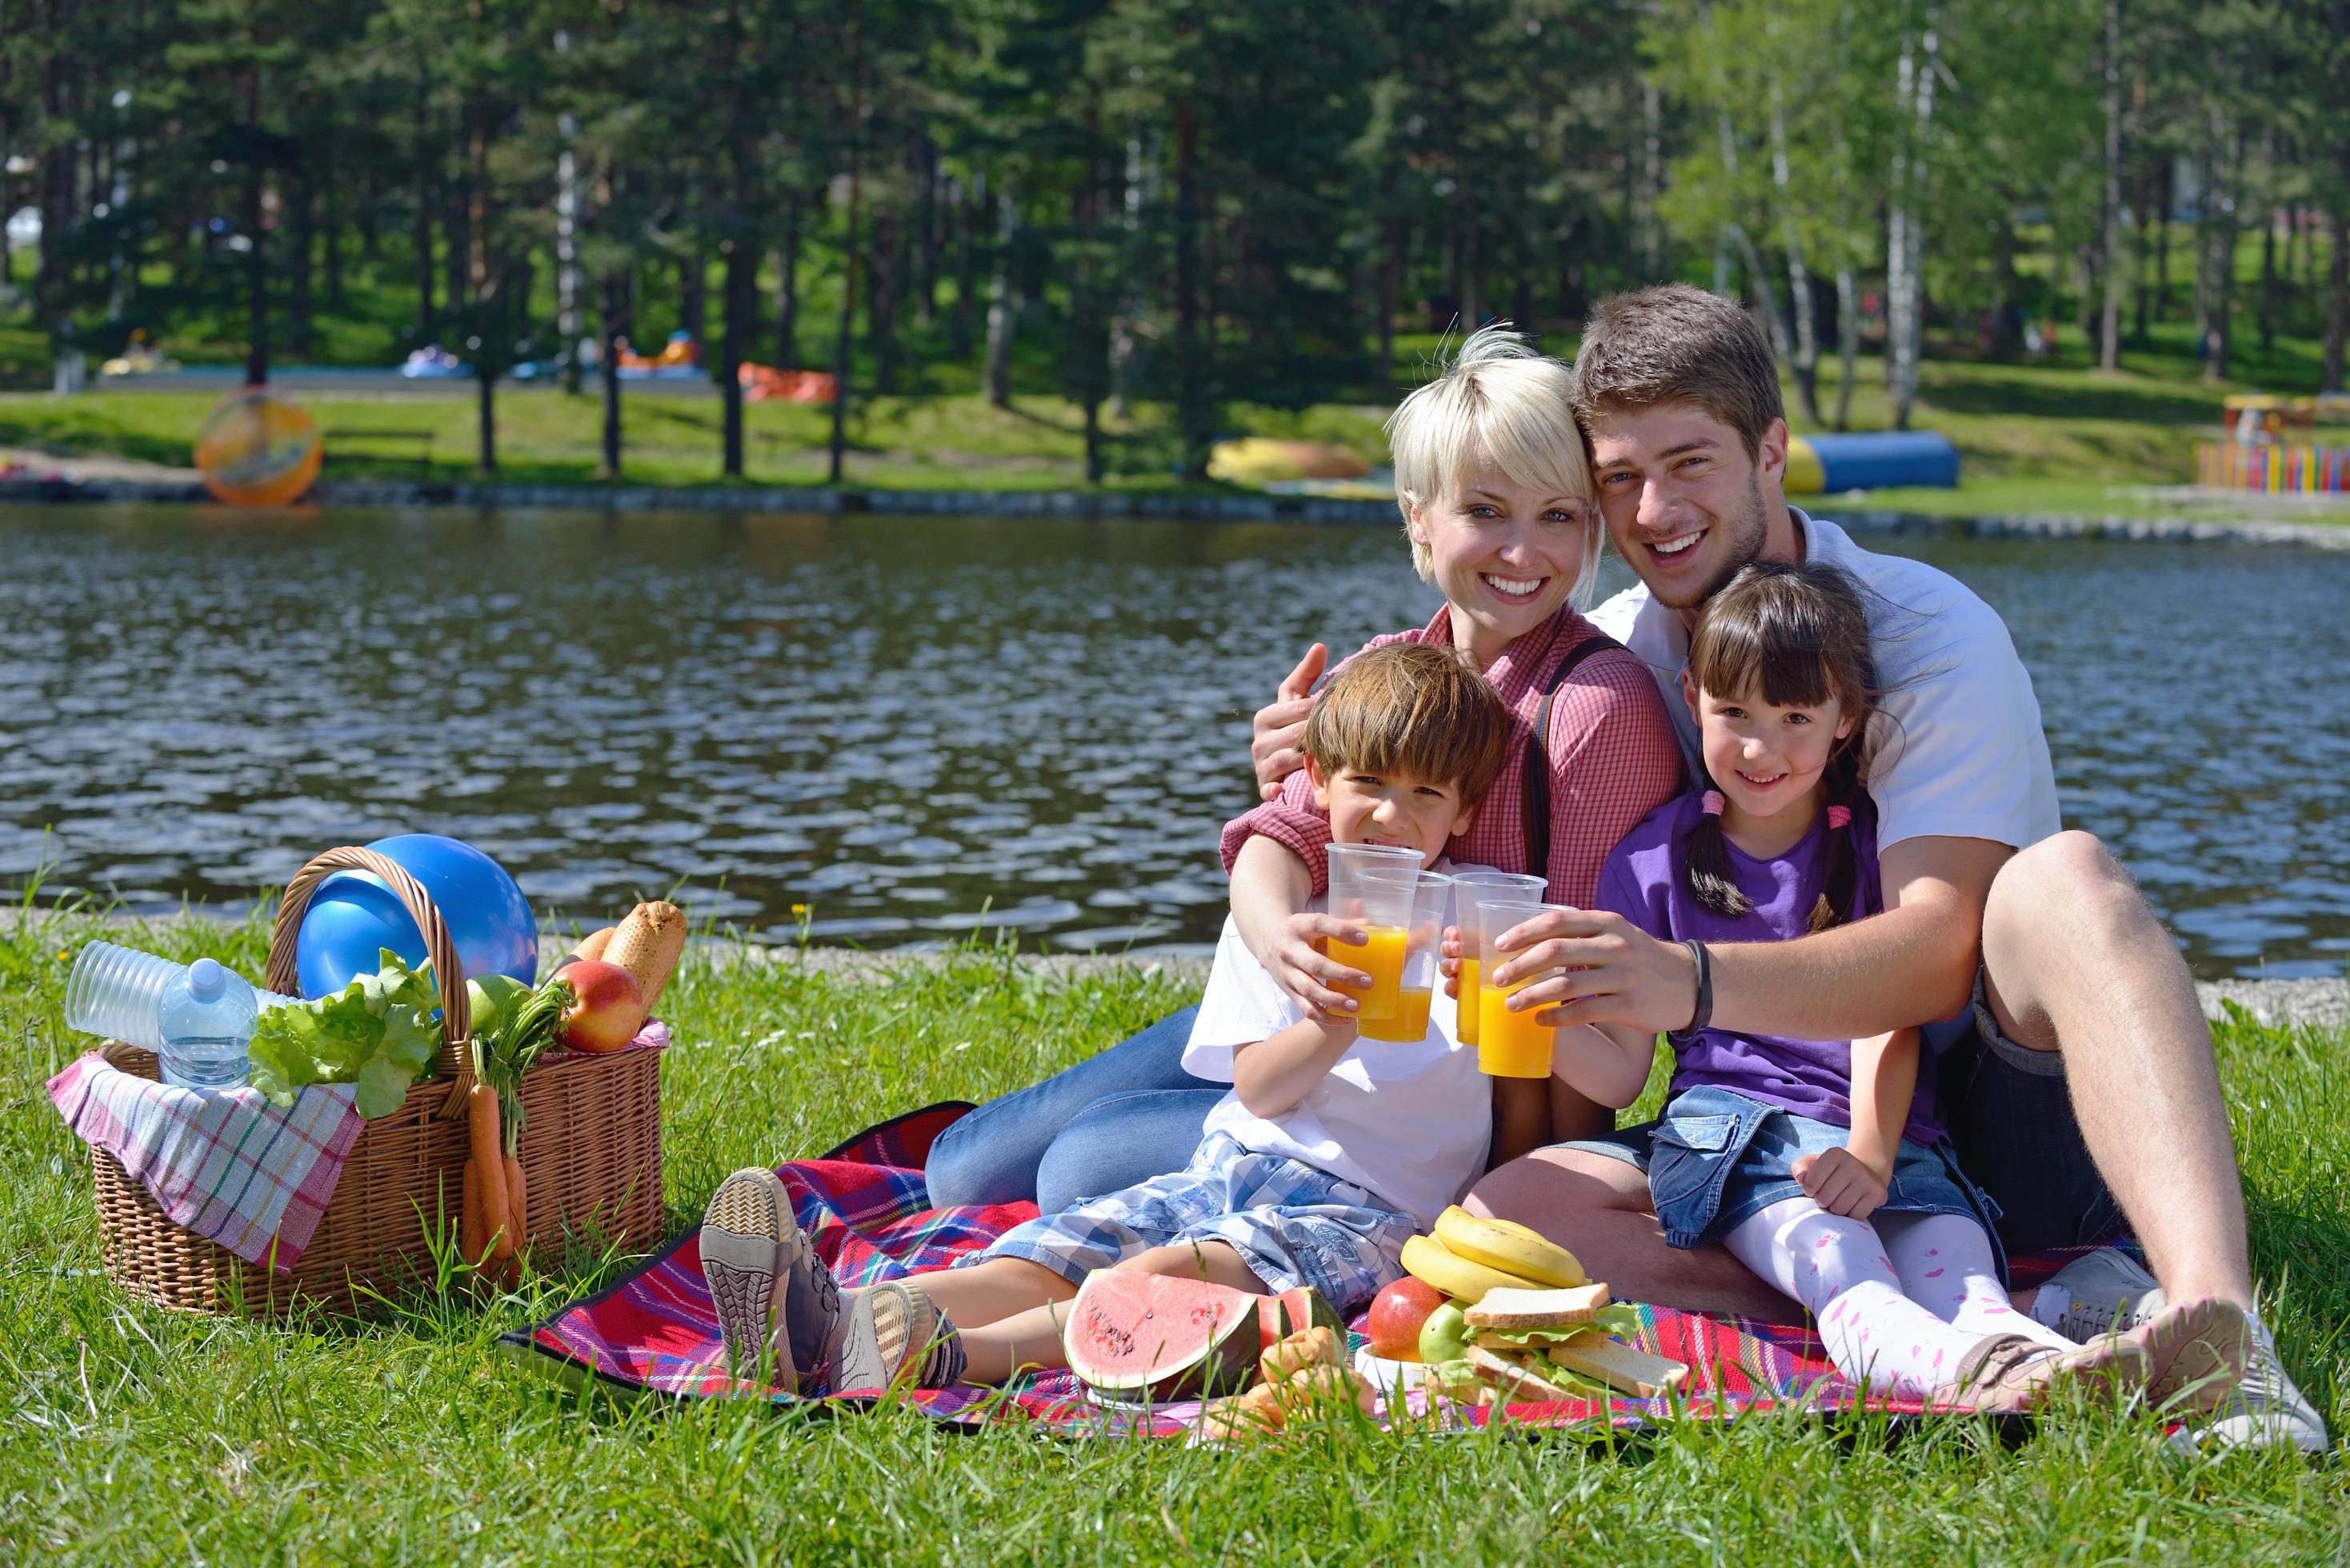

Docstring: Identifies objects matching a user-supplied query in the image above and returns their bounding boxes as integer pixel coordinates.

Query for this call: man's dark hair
[1571,285,1784,458]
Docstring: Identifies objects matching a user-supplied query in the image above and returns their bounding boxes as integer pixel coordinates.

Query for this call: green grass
[3,900,2345,1563]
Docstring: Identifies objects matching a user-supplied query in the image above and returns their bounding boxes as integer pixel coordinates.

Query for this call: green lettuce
[248,949,444,1118]
[1472,1302,1647,1348]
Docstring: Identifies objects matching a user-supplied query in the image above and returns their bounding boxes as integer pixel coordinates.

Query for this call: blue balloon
[294,834,538,999]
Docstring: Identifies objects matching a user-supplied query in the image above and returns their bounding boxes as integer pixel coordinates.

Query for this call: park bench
[322,426,437,474]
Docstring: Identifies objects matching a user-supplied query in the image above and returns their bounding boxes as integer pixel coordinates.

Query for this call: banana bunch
[1400,1206,1587,1303]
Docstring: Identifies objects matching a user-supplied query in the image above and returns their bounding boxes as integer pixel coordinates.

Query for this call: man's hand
[1792,1147,1888,1219]
[1264,910,1372,1016]
[1251,642,1327,802]
[1484,907,1700,1034]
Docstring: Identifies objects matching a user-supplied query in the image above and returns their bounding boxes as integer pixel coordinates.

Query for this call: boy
[699,640,1514,1393]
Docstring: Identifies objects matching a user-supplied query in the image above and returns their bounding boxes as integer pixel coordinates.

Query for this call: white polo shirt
[1588,510,2062,854]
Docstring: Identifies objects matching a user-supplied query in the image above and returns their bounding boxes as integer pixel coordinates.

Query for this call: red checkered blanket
[508,1103,2096,1434]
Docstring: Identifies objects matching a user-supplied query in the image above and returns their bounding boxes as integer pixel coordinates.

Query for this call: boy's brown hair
[1300,642,1513,808]
[1571,284,1784,459]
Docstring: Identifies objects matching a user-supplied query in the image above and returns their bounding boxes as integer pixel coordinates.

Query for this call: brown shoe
[1931,1331,2151,1414]
[2121,1296,2252,1415]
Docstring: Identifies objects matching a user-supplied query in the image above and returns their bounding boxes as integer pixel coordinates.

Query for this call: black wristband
[1679,939,1713,1037]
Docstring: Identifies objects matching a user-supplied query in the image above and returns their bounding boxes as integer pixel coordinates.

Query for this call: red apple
[1365,1275,1447,1361]
[557,960,645,1054]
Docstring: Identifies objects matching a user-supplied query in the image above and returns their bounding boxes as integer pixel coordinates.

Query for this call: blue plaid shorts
[970,1130,1418,1314]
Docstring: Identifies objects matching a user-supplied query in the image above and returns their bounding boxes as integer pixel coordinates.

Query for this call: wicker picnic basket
[89,846,664,1316]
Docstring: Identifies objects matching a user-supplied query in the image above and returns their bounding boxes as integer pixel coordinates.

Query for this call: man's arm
[1488,834,2012,1039]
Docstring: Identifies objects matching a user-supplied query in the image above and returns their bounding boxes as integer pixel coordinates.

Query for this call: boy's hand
[1251,642,1327,801]
[1269,910,1372,1015]
[1792,1148,1888,1219]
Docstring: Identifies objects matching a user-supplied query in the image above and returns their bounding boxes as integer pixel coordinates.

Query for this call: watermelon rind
[1064,1272,1264,1402]
[1272,1286,1344,1340]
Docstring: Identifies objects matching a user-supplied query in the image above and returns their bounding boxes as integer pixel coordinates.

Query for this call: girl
[1551,559,2239,1410]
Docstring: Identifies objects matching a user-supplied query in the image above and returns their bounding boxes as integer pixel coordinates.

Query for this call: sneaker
[2031,1247,2165,1341]
[2176,1314,2332,1456]
[831,1279,967,1394]
[699,1168,849,1390]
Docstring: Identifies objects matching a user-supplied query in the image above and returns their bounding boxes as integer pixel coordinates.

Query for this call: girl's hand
[1792,1148,1888,1219]
[1263,911,1371,1016]
[1251,642,1327,801]
[1484,908,1700,1033]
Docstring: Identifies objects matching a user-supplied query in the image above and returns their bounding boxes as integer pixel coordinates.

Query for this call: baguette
[1271,1362,1376,1416]
[1463,1282,1613,1330]
[1543,1335,1688,1398]
[606,902,687,1013]
[568,926,616,966]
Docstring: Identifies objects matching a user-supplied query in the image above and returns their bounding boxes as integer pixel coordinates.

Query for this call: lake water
[2,503,2343,980]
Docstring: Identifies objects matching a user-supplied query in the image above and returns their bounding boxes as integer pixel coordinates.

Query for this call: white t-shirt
[1180,887,1493,1230]
[1589,510,2062,853]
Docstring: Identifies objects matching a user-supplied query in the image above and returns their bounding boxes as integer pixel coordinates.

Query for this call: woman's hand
[1261,911,1374,1017]
[1437,924,1462,998]
[1485,907,1701,1034]
[1250,642,1327,801]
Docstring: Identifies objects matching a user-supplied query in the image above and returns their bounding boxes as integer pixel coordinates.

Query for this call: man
[1449,283,2321,1451]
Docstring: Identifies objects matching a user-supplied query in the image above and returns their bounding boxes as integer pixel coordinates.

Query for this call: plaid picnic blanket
[48,1050,366,1272]
[510,1102,2115,1435]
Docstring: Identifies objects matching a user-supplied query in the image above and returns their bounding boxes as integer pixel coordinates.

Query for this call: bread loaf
[605,902,687,1013]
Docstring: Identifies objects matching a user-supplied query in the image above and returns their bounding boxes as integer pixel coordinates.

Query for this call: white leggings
[1723,1198,2076,1396]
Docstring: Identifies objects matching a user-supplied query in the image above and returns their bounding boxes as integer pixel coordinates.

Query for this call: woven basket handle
[265,846,478,1104]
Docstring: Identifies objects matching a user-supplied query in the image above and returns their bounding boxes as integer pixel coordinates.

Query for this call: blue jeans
[923,1006,1227,1213]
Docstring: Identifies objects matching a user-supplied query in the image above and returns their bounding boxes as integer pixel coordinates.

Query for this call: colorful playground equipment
[739,364,838,404]
[193,389,322,506]
[1782,431,1960,495]
[2194,394,2350,495]
[1207,438,1372,485]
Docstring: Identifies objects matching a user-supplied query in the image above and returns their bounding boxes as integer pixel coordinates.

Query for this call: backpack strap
[1522,632,1622,897]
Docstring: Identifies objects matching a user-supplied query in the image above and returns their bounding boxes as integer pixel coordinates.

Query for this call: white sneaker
[2034,1249,2329,1454]
[2030,1247,2164,1339]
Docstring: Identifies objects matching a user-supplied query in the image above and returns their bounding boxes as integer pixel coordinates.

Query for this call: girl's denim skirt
[1646,1082,2009,1279]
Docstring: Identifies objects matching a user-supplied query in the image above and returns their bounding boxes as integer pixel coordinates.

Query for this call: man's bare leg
[1979,831,2253,1309]
[1466,1146,1796,1322]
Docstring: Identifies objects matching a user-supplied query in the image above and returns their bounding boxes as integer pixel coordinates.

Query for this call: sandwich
[1460,1284,1689,1402]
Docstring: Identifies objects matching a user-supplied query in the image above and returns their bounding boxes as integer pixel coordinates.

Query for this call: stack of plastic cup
[1451,872,1548,1048]
[1472,899,1573,1077]
[63,939,301,1055]
[1359,871,1452,1043]
[1325,844,1421,1026]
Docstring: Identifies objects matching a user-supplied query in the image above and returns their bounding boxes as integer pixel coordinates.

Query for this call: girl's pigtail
[1683,788,1754,919]
[1806,747,1866,933]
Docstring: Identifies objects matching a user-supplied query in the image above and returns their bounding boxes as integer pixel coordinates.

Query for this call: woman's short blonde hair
[1385,324,1602,606]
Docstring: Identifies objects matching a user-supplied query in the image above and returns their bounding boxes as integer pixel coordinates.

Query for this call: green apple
[466,973,530,1041]
[1418,1301,1471,1364]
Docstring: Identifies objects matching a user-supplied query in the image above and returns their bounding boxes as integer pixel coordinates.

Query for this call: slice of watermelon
[1263,1286,1344,1347]
[1063,1272,1264,1402]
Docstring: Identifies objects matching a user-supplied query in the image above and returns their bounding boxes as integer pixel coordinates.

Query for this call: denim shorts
[971,1131,1418,1314]
[1554,970,2124,1262]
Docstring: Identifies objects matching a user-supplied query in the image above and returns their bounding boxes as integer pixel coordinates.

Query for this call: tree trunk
[1833,262,1859,431]
[290,178,316,358]
[952,174,976,360]
[1376,216,1403,379]
[722,231,749,478]
[475,367,496,474]
[2154,158,2172,323]
[2323,199,2347,394]
[599,268,624,478]
[869,205,900,394]
[1639,83,1663,278]
[2132,156,2154,342]
[1110,135,1144,418]
[2194,112,2234,383]
[1173,98,1209,478]
[914,138,937,328]
[2098,0,2123,372]
[1768,97,1820,424]
[775,194,801,366]
[679,246,705,347]
[2258,189,2277,355]
[982,185,1019,407]
[414,168,435,342]
[1884,0,1936,430]
[831,10,863,487]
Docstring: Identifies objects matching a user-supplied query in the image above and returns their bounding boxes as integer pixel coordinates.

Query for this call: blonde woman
[925,327,1681,1210]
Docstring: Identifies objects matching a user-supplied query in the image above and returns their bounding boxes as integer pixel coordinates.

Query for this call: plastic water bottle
[155,959,260,1094]
[64,940,300,1057]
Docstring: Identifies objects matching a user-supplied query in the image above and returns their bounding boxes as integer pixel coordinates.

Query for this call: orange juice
[1330,925,1409,1023]
[1477,972,1555,1077]
[1457,958,1483,1046]
[1359,985,1434,1042]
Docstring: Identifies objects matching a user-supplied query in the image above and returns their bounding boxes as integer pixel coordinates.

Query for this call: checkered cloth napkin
[48,1050,366,1274]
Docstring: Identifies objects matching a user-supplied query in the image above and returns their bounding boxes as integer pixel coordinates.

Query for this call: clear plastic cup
[1471,898,1564,1078]
[1449,873,1547,1047]
[1326,845,1421,1024]
[63,939,299,1054]
[1359,871,1451,1042]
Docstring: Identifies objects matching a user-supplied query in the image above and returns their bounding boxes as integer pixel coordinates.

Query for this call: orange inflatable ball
[194,389,322,506]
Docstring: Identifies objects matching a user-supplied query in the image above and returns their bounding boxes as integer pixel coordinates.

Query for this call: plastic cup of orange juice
[1450,872,1547,1047]
[1473,898,1566,1078]
[1327,845,1420,1024]
[1359,871,1451,1042]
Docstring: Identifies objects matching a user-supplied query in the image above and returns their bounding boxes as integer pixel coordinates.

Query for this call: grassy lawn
[3,902,2345,1564]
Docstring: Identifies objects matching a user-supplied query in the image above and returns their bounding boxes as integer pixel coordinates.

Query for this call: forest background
[2,0,2346,490]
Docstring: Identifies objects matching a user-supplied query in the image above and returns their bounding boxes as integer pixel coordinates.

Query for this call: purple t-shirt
[1596,791,1942,1146]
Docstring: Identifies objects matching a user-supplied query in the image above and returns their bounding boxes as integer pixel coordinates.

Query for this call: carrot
[503,1154,528,1246]
[460,1158,484,1263]
[469,1083,513,1266]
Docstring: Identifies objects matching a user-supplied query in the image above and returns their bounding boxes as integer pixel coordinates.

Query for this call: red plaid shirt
[1219,603,1684,905]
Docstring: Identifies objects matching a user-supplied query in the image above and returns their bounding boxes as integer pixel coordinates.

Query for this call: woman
[926,326,1682,1210]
